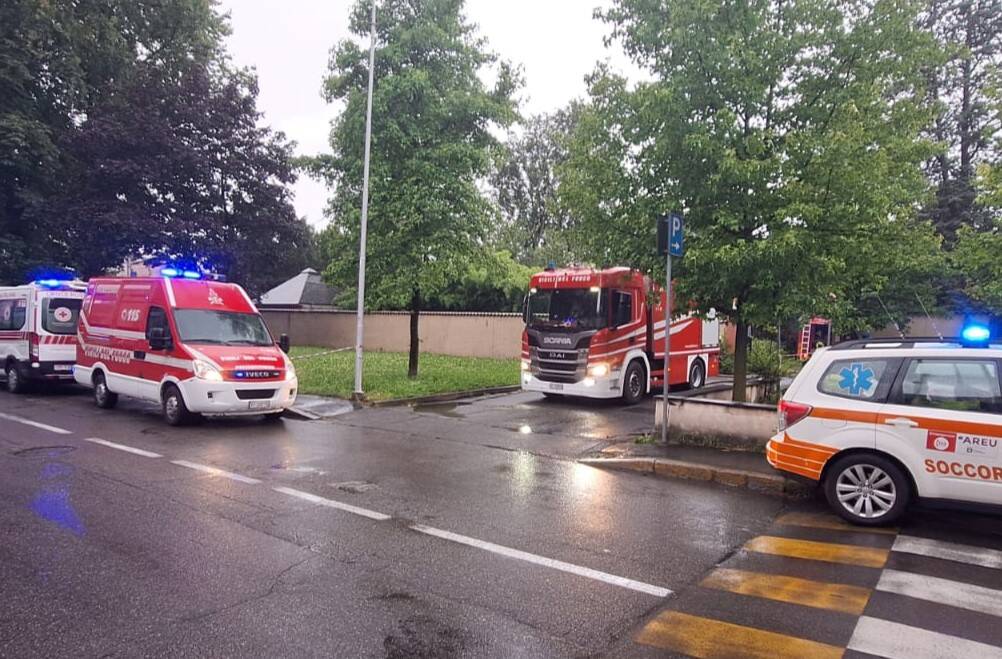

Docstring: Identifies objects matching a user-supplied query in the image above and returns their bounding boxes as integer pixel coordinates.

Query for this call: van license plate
[248,401,271,410]
[549,383,563,391]
[53,364,72,372]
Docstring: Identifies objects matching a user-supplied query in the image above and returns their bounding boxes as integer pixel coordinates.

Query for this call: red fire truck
[520,267,720,403]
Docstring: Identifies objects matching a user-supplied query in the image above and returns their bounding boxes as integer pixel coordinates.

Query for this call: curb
[283,406,325,421]
[578,457,813,498]
[365,385,521,408]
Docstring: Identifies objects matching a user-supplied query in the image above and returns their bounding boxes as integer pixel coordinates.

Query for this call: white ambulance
[768,329,1002,525]
[0,279,87,393]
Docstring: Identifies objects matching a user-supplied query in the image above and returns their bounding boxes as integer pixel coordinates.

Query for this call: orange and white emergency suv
[0,279,86,392]
[521,267,720,403]
[74,272,297,425]
[769,331,1002,525]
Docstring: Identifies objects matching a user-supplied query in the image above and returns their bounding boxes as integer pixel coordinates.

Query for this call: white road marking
[894,535,1002,569]
[84,438,162,458]
[0,412,71,435]
[847,616,1002,659]
[411,524,672,598]
[170,460,261,484]
[877,569,1002,618]
[272,486,391,521]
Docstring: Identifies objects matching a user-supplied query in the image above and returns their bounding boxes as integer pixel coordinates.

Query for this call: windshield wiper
[225,339,270,346]
[186,338,228,344]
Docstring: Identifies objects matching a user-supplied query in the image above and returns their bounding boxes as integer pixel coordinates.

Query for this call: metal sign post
[660,212,684,444]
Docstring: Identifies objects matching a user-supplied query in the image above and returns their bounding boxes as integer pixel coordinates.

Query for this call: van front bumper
[181,377,299,415]
[520,372,622,399]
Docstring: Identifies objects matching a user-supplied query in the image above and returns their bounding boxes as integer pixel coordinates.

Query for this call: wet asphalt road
[0,387,780,657]
[3,387,1002,657]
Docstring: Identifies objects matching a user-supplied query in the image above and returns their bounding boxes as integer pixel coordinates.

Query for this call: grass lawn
[289,347,519,401]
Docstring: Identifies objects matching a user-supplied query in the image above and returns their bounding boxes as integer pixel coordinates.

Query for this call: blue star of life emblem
[838,364,876,396]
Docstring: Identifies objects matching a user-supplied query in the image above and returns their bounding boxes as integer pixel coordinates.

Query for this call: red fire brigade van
[0,279,86,392]
[521,267,720,403]
[74,273,297,425]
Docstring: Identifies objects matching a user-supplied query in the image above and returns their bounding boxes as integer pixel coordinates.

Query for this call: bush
[719,338,734,374]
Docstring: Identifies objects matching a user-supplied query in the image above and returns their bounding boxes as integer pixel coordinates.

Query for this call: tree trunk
[732,319,749,403]
[408,287,420,379]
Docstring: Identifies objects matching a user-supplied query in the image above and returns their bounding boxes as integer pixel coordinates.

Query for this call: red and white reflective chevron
[39,335,77,345]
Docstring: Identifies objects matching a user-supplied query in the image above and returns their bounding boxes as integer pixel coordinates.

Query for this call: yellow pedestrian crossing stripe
[635,610,844,659]
[745,535,889,568]
[776,511,897,535]
[700,567,871,615]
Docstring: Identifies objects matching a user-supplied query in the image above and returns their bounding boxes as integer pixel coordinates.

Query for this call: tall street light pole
[353,0,377,399]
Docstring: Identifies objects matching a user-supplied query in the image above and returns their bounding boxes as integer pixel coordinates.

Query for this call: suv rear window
[899,359,1002,414]
[41,298,82,335]
[818,359,895,401]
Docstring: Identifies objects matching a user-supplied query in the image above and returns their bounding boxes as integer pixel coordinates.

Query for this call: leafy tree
[0,0,312,294]
[425,250,534,312]
[318,0,519,379]
[561,0,941,400]
[919,0,1002,245]
[491,110,580,265]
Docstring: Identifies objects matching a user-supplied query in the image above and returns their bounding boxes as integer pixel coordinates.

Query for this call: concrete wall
[655,396,776,452]
[260,309,524,359]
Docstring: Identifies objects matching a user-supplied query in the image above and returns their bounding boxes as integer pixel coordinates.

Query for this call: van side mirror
[149,327,171,351]
[278,333,291,354]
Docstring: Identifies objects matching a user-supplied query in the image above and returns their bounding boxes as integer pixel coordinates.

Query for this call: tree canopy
[0,0,314,294]
[317,0,519,376]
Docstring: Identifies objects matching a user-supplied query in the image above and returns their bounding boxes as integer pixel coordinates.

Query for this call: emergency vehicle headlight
[588,363,609,378]
[192,359,223,382]
[961,325,990,345]
[284,359,296,381]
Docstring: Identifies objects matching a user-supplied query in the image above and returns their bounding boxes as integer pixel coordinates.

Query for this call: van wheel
[163,384,199,426]
[824,453,910,526]
[622,360,646,405]
[93,372,118,409]
[688,359,706,389]
[6,362,27,394]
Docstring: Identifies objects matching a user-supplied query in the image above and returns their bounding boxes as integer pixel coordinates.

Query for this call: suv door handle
[884,417,918,428]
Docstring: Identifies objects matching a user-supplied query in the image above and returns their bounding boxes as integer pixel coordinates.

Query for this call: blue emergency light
[182,270,201,279]
[961,324,991,345]
[161,268,180,277]
[161,267,202,279]
[34,279,65,288]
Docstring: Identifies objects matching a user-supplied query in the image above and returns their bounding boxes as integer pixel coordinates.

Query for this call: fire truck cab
[0,279,86,393]
[521,267,720,403]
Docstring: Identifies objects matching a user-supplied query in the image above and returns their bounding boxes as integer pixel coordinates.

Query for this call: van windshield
[41,297,82,335]
[173,310,274,347]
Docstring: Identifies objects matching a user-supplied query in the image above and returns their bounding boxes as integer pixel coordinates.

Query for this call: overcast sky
[218,0,641,229]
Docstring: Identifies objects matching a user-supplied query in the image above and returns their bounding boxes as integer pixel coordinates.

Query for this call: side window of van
[0,300,26,331]
[898,359,1002,414]
[146,307,171,340]
[818,359,896,402]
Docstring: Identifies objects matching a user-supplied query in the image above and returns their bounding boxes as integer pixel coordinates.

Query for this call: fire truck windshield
[527,288,607,331]
[174,310,274,346]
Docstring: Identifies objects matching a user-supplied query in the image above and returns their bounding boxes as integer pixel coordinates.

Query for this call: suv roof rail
[830,337,998,350]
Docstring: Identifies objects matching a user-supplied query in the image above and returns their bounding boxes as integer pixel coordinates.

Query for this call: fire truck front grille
[531,348,587,383]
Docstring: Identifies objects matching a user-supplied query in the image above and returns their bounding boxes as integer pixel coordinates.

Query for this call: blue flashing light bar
[161,268,180,277]
[34,279,65,287]
[182,270,201,279]
[961,325,991,345]
[161,267,202,279]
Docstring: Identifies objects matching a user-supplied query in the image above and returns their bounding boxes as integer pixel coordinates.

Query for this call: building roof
[258,268,337,307]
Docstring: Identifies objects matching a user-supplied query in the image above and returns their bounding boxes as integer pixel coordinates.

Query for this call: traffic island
[579,443,813,498]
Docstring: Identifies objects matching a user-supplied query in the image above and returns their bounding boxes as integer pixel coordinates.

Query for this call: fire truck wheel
[92,372,118,409]
[163,384,199,426]
[5,362,28,394]
[622,360,646,405]
[688,359,706,389]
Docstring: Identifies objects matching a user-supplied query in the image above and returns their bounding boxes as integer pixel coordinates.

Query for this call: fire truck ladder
[797,324,812,361]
